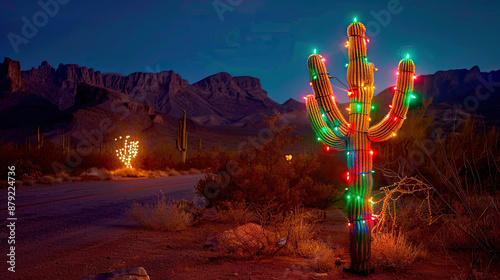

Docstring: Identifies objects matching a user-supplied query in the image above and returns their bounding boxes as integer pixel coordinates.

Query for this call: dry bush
[112,168,145,178]
[371,231,427,272]
[216,207,328,262]
[167,169,181,176]
[196,113,339,213]
[128,194,204,231]
[58,171,72,181]
[38,175,56,185]
[216,201,256,224]
[188,168,201,174]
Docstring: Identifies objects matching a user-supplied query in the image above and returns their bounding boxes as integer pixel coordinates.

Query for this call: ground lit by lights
[115,135,139,169]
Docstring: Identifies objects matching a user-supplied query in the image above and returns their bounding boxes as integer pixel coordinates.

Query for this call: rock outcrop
[0,57,25,92]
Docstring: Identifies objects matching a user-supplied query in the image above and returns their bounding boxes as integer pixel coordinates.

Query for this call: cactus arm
[307,54,350,137]
[305,94,346,151]
[368,59,415,142]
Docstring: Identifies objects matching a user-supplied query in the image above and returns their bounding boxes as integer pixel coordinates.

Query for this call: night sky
[1,0,499,103]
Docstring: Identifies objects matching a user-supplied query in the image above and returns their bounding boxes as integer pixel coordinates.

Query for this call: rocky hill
[1,57,499,149]
[19,61,284,127]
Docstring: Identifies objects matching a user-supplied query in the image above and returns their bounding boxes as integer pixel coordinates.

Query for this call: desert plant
[128,194,203,231]
[176,110,188,163]
[216,201,256,224]
[195,113,337,213]
[304,20,416,274]
[370,231,427,272]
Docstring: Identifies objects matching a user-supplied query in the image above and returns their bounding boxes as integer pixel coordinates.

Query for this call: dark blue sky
[1,0,499,103]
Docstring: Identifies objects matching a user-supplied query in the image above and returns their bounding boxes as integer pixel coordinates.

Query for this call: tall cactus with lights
[176,110,188,163]
[304,19,416,275]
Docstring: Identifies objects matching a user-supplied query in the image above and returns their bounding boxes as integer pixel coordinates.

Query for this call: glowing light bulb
[309,81,313,86]
[394,86,397,90]
[406,53,410,59]
[370,150,374,155]
[313,49,317,54]
[396,71,399,75]
[394,117,398,121]
[392,132,396,137]
[354,17,357,22]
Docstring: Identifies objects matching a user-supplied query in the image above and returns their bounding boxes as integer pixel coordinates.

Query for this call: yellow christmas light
[115,135,139,169]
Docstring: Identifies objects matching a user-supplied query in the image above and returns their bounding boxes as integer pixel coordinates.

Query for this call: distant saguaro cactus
[176,110,188,163]
[37,126,44,150]
[198,137,203,152]
[304,19,415,275]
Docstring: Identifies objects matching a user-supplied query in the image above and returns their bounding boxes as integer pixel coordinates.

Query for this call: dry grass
[215,206,335,267]
[371,231,427,272]
[216,201,256,224]
[38,175,56,185]
[128,194,203,231]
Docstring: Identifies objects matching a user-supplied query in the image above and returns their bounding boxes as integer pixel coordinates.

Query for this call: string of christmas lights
[115,135,139,169]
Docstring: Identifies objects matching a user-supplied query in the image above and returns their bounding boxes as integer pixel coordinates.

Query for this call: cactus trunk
[176,110,188,163]
[304,20,415,275]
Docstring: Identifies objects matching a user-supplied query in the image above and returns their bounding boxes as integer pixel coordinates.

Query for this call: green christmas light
[406,53,410,59]
[354,17,357,23]
[314,49,317,54]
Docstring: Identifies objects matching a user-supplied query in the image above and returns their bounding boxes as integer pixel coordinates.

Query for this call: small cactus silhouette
[176,110,188,163]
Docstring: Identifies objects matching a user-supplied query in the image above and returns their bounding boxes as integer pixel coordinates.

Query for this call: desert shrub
[216,201,256,224]
[195,113,338,213]
[128,194,204,231]
[167,169,181,176]
[112,168,145,178]
[139,142,179,170]
[374,116,500,277]
[38,175,56,185]
[188,145,226,171]
[216,207,330,262]
[371,231,427,272]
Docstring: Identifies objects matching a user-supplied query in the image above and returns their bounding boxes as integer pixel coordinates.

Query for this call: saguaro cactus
[176,110,188,163]
[304,20,415,275]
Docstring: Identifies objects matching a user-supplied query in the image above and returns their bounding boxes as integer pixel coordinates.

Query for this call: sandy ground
[0,176,469,279]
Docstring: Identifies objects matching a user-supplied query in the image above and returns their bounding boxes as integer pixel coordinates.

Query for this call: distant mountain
[19,61,283,127]
[1,57,499,148]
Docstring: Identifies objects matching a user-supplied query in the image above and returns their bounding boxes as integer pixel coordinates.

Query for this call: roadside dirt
[13,205,468,280]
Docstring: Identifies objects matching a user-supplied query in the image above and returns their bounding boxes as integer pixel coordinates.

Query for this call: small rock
[80,267,150,280]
